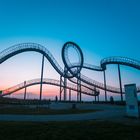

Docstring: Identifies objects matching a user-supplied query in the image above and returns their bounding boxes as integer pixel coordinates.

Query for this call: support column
[79,78,82,102]
[95,96,97,102]
[59,75,63,101]
[40,55,45,101]
[64,67,67,101]
[77,73,81,102]
[24,81,27,100]
[64,77,67,101]
[69,89,71,101]
[94,87,97,102]
[97,94,99,102]
[118,64,123,102]
[103,70,107,102]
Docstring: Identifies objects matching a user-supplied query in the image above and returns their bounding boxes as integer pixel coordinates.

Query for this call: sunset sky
[0,0,140,101]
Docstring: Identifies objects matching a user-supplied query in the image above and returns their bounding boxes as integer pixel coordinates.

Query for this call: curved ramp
[2,78,98,97]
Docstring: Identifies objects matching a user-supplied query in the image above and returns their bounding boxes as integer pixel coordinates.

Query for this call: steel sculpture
[0,42,140,101]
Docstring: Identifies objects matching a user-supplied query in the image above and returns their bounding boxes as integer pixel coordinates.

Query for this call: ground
[0,120,140,140]
[0,102,140,140]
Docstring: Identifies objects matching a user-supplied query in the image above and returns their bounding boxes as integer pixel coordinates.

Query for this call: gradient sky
[0,0,140,101]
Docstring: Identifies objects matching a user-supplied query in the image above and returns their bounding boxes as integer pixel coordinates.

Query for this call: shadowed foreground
[0,121,140,140]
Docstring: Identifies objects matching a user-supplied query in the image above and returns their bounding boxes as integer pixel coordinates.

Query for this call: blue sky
[0,0,140,100]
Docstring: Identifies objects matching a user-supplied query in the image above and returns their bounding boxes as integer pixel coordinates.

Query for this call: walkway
[0,103,128,122]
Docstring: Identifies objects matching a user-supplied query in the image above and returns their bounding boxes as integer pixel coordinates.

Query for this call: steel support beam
[24,81,27,100]
[64,67,67,101]
[77,73,81,102]
[40,55,45,101]
[103,70,107,102]
[59,75,63,101]
[64,77,67,101]
[97,95,99,102]
[94,87,97,102]
[118,64,123,102]
[69,89,71,101]
[95,96,97,102]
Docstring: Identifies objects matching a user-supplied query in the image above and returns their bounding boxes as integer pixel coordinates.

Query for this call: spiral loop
[62,41,84,78]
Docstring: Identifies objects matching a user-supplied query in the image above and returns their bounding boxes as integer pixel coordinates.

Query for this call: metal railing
[2,78,96,96]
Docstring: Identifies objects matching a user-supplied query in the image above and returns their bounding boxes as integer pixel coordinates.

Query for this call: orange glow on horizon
[7,85,59,97]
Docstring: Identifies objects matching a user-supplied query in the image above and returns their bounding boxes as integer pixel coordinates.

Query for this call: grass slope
[0,121,140,140]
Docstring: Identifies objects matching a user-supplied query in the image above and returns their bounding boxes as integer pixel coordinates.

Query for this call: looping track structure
[62,42,84,78]
[0,41,140,99]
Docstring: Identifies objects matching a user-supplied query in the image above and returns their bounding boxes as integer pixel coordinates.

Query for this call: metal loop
[62,41,84,78]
